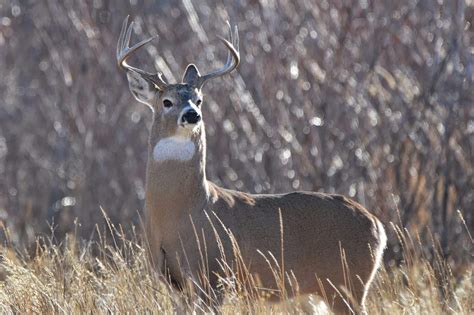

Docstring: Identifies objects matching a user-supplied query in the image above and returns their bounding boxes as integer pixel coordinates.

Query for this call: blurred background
[0,1,472,271]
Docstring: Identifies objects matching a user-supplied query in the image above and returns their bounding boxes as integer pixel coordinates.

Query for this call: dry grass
[0,215,471,314]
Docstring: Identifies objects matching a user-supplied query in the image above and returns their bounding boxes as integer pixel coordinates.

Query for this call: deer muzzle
[181,109,201,124]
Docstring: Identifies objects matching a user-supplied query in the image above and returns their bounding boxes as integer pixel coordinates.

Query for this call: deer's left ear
[182,64,201,86]
[126,70,160,107]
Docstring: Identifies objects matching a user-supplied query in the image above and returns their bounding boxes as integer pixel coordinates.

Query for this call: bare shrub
[0,0,472,270]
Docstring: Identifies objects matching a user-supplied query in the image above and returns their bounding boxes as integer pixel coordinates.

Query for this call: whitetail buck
[117,16,386,314]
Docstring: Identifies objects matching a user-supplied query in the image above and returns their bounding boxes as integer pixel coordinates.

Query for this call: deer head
[117,16,239,138]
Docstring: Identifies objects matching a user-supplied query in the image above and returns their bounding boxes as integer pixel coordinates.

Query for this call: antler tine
[116,16,168,90]
[222,21,234,69]
[197,22,240,88]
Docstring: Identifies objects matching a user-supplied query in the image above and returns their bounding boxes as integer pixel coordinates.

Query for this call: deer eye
[163,99,173,108]
[196,99,202,106]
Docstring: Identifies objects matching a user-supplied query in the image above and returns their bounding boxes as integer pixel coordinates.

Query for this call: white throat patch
[153,136,196,162]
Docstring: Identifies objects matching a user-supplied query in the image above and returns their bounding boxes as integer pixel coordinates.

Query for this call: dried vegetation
[0,0,472,313]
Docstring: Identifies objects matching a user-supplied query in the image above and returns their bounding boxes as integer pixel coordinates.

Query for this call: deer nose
[182,109,201,124]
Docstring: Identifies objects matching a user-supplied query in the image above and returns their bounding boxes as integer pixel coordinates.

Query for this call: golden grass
[0,220,472,314]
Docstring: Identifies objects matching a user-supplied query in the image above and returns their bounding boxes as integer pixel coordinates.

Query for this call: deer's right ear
[126,70,160,106]
[182,64,201,86]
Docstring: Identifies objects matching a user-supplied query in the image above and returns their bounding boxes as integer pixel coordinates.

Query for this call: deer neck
[145,116,209,223]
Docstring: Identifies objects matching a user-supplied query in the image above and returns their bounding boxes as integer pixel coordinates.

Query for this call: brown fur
[142,113,385,313]
[118,20,386,313]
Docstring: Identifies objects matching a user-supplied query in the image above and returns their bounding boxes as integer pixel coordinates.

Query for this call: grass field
[0,212,472,314]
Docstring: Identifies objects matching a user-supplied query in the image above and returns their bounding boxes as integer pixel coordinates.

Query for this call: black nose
[182,109,201,124]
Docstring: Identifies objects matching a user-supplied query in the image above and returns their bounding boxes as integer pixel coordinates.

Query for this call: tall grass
[0,211,471,314]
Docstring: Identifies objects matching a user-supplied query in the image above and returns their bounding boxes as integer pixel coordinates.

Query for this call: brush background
[0,0,472,271]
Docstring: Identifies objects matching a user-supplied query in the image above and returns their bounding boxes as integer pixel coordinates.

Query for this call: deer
[116,16,386,314]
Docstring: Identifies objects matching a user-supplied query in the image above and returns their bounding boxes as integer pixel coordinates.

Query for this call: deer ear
[182,64,201,86]
[126,70,159,107]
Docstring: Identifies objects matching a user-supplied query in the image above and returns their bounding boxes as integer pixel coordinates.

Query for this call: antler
[117,16,168,90]
[196,22,240,88]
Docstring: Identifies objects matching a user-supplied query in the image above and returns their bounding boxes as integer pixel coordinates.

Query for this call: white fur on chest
[153,136,196,162]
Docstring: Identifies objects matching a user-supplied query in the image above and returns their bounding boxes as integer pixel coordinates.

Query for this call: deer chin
[178,121,201,134]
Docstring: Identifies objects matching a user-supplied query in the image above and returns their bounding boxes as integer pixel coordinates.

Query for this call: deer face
[160,83,203,130]
[126,64,204,136]
[158,66,204,135]
[117,16,239,137]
